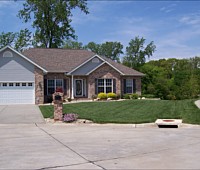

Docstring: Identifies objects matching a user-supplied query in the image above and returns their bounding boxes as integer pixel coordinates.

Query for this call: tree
[123,36,156,68]
[0,29,31,52]
[85,42,102,54]
[85,41,123,62]
[63,39,84,49]
[0,32,17,48]
[18,0,89,48]
[101,42,123,62]
[14,29,32,52]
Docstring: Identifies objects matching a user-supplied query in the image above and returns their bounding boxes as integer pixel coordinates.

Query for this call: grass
[39,99,200,124]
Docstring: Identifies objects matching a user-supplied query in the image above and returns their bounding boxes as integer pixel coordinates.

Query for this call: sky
[0,0,200,61]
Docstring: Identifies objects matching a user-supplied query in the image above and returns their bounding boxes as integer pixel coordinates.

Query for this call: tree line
[0,0,199,100]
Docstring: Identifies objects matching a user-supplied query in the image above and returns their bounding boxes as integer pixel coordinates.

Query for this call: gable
[0,48,35,82]
[0,46,47,73]
[69,56,104,75]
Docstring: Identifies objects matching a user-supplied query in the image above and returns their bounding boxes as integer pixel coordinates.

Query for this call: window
[126,79,133,93]
[47,79,63,95]
[22,83,26,86]
[97,79,113,94]
[16,83,20,87]
[3,83,7,87]
[124,79,136,94]
[28,83,33,87]
[9,83,14,87]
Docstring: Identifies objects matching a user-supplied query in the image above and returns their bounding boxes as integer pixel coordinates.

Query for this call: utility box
[53,92,64,121]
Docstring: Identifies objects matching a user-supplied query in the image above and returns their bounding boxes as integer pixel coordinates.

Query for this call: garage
[0,46,39,105]
[0,82,35,104]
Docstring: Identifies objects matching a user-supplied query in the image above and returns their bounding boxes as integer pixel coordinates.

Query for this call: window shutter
[113,79,116,93]
[44,79,47,95]
[64,79,67,95]
[95,79,98,95]
[123,79,126,94]
[133,79,136,93]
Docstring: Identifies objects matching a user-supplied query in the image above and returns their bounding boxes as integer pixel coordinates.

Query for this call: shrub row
[96,92,120,100]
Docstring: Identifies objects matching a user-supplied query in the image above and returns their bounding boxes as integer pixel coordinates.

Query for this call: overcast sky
[0,1,200,60]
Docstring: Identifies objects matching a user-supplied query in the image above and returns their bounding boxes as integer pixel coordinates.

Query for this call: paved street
[0,123,200,169]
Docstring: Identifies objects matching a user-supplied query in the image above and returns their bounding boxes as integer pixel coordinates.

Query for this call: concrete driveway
[0,105,45,124]
[0,123,200,169]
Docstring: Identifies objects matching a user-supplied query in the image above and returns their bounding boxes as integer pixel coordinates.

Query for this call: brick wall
[121,76,142,95]
[88,63,121,98]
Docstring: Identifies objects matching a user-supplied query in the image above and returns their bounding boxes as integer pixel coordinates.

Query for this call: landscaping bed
[39,99,200,125]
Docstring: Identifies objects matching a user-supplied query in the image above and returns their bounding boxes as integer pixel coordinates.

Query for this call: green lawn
[39,99,200,124]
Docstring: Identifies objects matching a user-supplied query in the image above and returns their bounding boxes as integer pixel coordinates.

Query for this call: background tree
[0,32,17,48]
[101,42,123,62]
[14,29,32,52]
[85,42,102,55]
[0,29,31,52]
[123,36,156,68]
[85,41,123,62]
[18,0,89,48]
[140,57,200,100]
[63,39,84,49]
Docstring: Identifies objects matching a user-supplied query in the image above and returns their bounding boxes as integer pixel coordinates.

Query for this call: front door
[75,79,83,97]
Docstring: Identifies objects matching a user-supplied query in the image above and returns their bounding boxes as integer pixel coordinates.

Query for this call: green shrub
[98,93,107,100]
[107,93,117,99]
[123,94,131,99]
[166,94,176,100]
[131,93,139,99]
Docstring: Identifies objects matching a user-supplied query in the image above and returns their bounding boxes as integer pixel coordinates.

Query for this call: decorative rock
[76,119,93,124]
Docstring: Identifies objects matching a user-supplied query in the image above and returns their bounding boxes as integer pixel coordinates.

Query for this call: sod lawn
[39,99,200,124]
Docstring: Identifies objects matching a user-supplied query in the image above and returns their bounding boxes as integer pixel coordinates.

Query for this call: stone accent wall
[121,76,142,95]
[35,67,44,104]
[88,63,121,98]
[53,92,63,121]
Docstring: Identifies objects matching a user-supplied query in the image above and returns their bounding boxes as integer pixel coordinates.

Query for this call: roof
[22,48,144,76]
[22,48,95,73]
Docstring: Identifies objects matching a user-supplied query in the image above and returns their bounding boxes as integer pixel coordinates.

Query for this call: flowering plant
[63,113,78,122]
[55,87,63,93]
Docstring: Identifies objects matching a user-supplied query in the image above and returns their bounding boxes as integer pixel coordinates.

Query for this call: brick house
[0,46,144,104]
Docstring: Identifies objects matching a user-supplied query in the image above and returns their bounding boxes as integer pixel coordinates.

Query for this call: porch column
[71,75,74,99]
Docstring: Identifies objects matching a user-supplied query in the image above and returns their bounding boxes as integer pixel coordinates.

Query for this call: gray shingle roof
[22,48,144,76]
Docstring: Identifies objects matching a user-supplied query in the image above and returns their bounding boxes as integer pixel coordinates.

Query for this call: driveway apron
[0,105,45,124]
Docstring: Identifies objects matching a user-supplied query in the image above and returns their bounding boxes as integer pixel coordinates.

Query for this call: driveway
[0,105,45,124]
[0,123,200,169]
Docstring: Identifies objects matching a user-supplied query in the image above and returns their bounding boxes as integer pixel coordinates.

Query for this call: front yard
[39,99,200,124]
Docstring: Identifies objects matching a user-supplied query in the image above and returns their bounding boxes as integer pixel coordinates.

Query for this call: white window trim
[98,79,113,94]
[47,79,63,95]
[126,79,133,94]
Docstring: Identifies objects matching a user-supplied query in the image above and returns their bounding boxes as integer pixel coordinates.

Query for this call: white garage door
[0,82,35,104]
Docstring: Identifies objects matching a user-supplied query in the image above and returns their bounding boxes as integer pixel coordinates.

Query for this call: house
[0,46,144,105]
